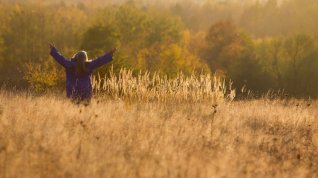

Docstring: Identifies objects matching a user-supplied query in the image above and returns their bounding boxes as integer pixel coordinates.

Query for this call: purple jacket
[50,47,113,100]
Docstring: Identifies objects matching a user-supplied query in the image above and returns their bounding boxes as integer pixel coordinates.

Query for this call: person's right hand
[49,43,55,50]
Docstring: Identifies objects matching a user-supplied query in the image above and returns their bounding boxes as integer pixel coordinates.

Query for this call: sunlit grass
[0,89,317,178]
[92,68,235,103]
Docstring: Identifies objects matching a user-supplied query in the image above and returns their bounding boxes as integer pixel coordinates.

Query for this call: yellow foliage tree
[23,59,62,92]
[158,44,210,76]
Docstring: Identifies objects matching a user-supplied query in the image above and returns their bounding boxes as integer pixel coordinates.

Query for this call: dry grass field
[0,89,318,178]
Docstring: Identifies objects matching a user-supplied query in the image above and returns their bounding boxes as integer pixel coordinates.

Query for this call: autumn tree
[81,3,194,76]
[203,21,244,72]
[1,3,88,89]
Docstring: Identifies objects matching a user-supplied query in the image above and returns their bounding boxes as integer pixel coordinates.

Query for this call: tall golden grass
[92,68,236,103]
[0,71,317,178]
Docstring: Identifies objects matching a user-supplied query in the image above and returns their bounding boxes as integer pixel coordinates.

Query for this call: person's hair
[73,51,88,76]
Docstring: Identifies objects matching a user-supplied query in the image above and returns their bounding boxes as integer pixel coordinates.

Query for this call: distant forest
[1,0,318,97]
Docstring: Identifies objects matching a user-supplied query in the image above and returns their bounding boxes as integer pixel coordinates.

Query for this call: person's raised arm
[49,43,71,68]
[89,48,117,70]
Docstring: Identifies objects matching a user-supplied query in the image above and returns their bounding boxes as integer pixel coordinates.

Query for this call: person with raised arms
[49,43,116,104]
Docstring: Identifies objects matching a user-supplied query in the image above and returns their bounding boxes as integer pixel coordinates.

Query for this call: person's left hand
[109,48,117,56]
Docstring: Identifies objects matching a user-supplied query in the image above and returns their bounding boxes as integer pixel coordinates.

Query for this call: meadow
[1,1,318,177]
[0,71,317,178]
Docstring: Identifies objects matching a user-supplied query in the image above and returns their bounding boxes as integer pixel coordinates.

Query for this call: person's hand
[49,43,55,50]
[109,48,117,56]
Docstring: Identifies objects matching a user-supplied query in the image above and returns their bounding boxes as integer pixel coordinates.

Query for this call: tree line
[1,0,318,97]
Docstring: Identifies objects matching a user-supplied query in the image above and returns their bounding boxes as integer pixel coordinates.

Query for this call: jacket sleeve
[50,47,71,68]
[88,53,113,70]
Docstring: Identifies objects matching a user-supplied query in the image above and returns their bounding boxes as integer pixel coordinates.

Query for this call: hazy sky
[0,0,282,5]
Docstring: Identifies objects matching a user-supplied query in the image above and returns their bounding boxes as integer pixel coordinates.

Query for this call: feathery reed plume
[92,67,235,103]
